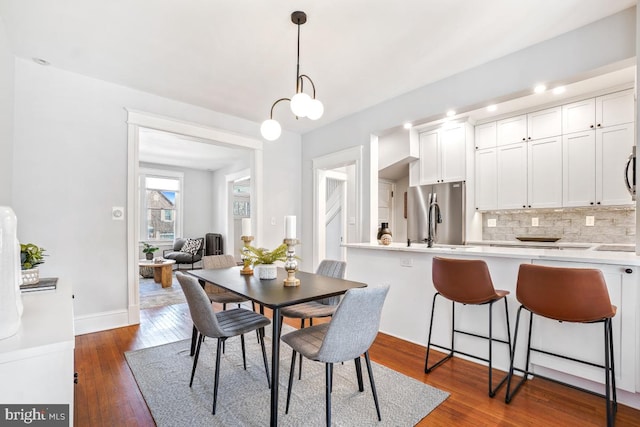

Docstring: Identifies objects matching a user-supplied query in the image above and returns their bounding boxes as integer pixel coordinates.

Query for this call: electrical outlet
[111,207,124,220]
[532,217,539,227]
[586,216,595,226]
[400,258,413,267]
[487,218,497,227]
[271,217,276,226]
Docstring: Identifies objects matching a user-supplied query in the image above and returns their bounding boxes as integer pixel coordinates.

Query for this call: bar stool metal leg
[424,294,454,373]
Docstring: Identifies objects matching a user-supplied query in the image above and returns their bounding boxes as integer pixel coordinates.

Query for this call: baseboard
[74,309,129,336]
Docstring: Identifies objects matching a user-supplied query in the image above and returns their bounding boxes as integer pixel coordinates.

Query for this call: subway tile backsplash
[482,207,635,243]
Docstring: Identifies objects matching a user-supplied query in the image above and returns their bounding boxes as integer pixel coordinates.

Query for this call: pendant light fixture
[260,11,323,141]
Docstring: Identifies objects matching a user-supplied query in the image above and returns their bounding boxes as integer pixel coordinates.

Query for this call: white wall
[0,16,13,206]
[11,58,301,327]
[300,7,637,266]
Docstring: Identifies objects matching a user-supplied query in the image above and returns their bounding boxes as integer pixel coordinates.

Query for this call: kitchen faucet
[427,192,442,248]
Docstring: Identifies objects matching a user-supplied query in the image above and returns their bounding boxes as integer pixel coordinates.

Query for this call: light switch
[586,216,595,226]
[271,217,277,226]
[531,217,539,227]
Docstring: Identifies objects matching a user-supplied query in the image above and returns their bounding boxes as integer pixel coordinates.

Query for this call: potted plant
[142,242,159,260]
[20,243,46,285]
[243,243,289,279]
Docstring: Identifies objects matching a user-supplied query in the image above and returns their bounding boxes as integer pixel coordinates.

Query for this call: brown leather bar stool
[505,264,617,427]
[425,257,512,397]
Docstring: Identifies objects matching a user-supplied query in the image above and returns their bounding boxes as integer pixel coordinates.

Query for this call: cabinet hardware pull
[625,268,633,274]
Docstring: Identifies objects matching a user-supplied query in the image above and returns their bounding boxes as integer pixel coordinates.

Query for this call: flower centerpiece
[243,243,289,279]
[142,242,160,260]
[20,243,46,285]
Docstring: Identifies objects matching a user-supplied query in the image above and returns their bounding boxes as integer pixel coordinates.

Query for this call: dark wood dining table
[187,266,367,426]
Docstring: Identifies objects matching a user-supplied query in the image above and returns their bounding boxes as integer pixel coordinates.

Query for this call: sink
[594,245,636,252]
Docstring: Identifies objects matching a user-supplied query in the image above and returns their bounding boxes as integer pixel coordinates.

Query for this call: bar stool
[425,257,512,397]
[505,263,617,427]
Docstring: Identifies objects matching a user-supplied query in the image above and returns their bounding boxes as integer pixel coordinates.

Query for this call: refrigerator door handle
[624,151,636,199]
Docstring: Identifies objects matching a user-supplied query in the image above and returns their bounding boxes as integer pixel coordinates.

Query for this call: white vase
[0,207,23,340]
[257,264,277,280]
[21,267,40,285]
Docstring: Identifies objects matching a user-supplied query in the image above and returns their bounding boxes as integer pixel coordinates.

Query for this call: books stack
[20,277,57,293]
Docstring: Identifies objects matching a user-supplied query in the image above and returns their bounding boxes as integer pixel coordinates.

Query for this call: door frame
[126,109,263,325]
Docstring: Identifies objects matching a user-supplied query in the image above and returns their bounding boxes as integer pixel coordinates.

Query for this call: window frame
[139,168,184,243]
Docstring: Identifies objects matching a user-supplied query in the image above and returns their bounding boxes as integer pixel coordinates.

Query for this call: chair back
[516,264,616,322]
[203,254,236,269]
[432,257,500,304]
[176,272,225,338]
[316,259,347,306]
[315,286,389,363]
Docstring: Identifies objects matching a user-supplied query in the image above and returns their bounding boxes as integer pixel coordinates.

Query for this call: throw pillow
[180,238,201,255]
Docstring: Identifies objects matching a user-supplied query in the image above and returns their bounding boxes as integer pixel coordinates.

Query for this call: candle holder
[283,238,300,287]
[240,235,254,275]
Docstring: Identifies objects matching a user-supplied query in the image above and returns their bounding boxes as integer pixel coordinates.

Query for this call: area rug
[125,325,449,426]
[139,275,186,309]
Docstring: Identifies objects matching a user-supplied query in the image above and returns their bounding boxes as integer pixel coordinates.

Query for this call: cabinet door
[496,114,527,146]
[440,124,466,182]
[528,136,562,208]
[562,98,595,134]
[527,107,562,140]
[475,122,497,149]
[475,148,497,210]
[596,89,635,128]
[497,142,527,209]
[562,131,596,207]
[419,130,440,184]
[596,123,634,206]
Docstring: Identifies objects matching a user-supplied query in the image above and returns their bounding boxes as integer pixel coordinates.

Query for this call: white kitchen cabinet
[475,148,497,210]
[475,121,497,149]
[526,106,562,141]
[528,136,562,208]
[563,123,633,207]
[0,281,75,424]
[418,123,466,185]
[497,142,527,209]
[596,123,634,206]
[530,260,637,393]
[562,131,596,207]
[496,114,527,146]
[563,88,634,134]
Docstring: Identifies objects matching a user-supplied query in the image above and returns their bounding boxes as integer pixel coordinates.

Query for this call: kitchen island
[344,242,640,410]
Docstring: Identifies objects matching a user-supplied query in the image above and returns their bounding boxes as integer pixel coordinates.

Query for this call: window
[139,169,183,242]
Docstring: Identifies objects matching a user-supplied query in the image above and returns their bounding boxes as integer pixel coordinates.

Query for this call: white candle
[242,218,252,237]
[285,215,296,239]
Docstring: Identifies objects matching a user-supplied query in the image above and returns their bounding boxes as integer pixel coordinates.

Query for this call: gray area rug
[139,274,186,309]
[125,325,449,426]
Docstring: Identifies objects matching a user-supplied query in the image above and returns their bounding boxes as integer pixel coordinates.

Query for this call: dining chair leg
[325,363,333,427]
[259,331,271,389]
[285,350,297,414]
[212,338,223,415]
[240,334,247,370]
[190,325,198,356]
[298,319,305,380]
[354,356,364,392]
[364,351,382,421]
[190,332,203,387]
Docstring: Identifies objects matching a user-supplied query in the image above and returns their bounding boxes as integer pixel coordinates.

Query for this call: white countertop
[343,242,640,266]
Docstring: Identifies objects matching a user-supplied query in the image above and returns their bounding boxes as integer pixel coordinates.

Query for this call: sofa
[163,237,205,270]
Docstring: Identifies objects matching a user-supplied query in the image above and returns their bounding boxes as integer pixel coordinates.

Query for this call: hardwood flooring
[74,302,640,426]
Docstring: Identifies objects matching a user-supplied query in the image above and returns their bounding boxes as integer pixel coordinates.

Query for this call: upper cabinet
[496,107,562,146]
[418,122,468,185]
[474,122,497,150]
[563,89,634,133]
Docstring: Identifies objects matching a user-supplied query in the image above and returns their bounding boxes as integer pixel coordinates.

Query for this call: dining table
[187,266,367,426]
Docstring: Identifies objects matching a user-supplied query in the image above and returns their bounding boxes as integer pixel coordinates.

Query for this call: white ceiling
[0,0,635,138]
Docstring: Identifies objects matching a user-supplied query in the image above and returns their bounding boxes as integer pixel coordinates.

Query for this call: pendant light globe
[290,92,311,117]
[307,98,324,120]
[260,119,282,141]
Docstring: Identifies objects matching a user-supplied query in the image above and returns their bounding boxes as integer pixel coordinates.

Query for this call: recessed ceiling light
[403,122,412,129]
[534,84,546,94]
[32,58,50,66]
[552,86,566,95]
[446,110,456,117]
[486,104,497,112]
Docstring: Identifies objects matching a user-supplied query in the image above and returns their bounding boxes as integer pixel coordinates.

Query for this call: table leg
[160,265,173,288]
[271,307,281,426]
[153,267,161,284]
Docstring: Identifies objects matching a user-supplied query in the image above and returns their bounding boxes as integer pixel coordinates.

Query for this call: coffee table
[139,259,176,288]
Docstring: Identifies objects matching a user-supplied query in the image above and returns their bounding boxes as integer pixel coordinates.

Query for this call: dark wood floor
[74,302,640,426]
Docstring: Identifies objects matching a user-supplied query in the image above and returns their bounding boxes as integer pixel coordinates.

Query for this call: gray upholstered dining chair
[176,272,271,415]
[281,285,390,426]
[279,259,346,378]
[202,254,247,309]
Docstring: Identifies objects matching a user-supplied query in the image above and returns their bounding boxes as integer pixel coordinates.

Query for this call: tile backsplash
[482,207,635,244]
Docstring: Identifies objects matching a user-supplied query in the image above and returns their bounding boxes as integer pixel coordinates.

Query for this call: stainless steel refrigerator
[407,181,465,245]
